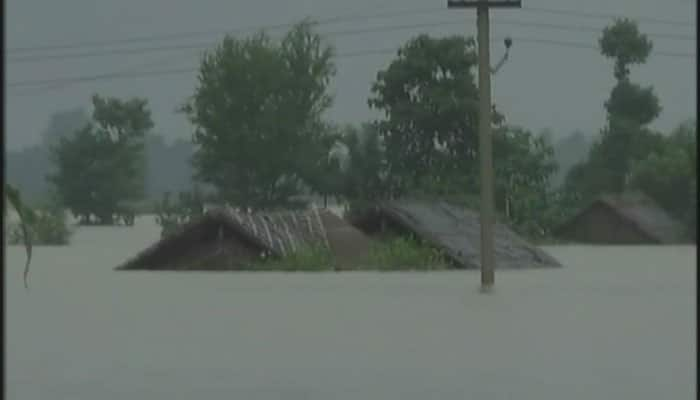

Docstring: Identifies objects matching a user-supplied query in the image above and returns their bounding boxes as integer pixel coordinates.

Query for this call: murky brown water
[5,217,696,399]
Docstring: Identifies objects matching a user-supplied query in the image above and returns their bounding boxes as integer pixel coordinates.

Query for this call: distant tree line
[7,111,196,208]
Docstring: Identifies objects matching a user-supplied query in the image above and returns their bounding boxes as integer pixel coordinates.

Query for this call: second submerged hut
[350,199,562,269]
[554,193,690,244]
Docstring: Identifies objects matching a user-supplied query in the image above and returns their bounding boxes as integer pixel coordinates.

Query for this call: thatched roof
[556,192,688,244]
[216,206,331,256]
[116,206,374,271]
[351,199,562,270]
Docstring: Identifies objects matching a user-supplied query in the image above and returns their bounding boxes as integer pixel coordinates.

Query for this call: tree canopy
[565,18,663,199]
[629,120,697,237]
[181,20,337,210]
[47,95,151,224]
[369,34,495,195]
[599,18,653,81]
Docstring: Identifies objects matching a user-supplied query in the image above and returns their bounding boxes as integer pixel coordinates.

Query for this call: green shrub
[7,207,73,246]
[235,237,451,272]
[368,236,449,270]
[248,244,336,271]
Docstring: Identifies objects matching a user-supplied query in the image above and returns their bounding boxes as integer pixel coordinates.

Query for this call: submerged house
[116,206,374,271]
[350,199,562,270]
[554,193,689,244]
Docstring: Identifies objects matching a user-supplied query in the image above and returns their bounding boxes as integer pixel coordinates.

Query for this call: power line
[8,53,194,96]
[9,67,197,89]
[6,48,395,90]
[7,18,694,65]
[7,4,694,56]
[11,5,689,96]
[7,36,694,93]
[521,5,696,27]
[513,36,694,58]
[6,6,442,54]
[494,19,693,40]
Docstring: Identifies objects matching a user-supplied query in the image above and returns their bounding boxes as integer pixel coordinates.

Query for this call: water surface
[6,217,696,399]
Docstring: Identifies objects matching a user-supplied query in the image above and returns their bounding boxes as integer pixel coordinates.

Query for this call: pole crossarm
[447,0,521,8]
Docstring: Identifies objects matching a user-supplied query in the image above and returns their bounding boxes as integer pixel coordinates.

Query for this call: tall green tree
[181,20,336,210]
[566,18,662,198]
[48,95,152,224]
[368,34,503,195]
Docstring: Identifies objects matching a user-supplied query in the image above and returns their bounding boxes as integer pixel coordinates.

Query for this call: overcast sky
[5,0,696,150]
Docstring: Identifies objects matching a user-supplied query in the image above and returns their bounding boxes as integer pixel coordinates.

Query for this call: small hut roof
[557,192,688,244]
[354,199,562,270]
[115,206,332,270]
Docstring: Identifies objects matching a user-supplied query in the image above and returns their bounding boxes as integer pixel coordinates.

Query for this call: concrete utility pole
[447,0,521,291]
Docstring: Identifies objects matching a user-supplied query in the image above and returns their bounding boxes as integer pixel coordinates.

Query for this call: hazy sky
[5,0,696,150]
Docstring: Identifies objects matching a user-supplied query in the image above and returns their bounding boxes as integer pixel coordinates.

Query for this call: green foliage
[599,18,653,80]
[566,120,665,198]
[248,237,449,271]
[441,125,565,240]
[362,33,563,239]
[337,123,392,208]
[401,174,480,214]
[181,20,336,210]
[249,244,335,271]
[593,19,661,194]
[605,80,661,126]
[516,188,582,242]
[493,126,558,215]
[395,125,560,240]
[368,236,448,270]
[629,120,697,238]
[154,188,206,237]
[47,95,152,225]
[299,123,345,207]
[8,206,72,246]
[566,120,697,241]
[566,18,664,201]
[369,34,504,194]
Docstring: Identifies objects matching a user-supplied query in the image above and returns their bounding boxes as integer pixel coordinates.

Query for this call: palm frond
[6,184,34,288]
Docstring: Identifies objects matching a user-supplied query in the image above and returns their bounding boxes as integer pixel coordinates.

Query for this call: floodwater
[6,217,696,400]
